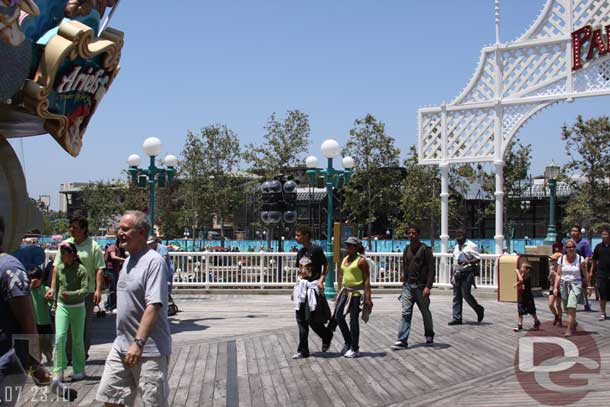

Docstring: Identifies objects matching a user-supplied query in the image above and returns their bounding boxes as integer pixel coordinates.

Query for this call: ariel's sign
[22,20,123,156]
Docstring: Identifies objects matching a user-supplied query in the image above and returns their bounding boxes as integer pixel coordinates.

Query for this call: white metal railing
[365,252,498,289]
[45,250,499,289]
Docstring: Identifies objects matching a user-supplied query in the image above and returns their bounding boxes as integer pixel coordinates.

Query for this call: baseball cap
[344,236,361,246]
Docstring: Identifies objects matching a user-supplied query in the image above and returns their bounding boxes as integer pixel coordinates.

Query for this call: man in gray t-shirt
[114,248,171,356]
[97,211,172,407]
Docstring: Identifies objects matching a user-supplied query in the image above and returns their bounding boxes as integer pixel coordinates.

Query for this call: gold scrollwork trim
[21,20,124,157]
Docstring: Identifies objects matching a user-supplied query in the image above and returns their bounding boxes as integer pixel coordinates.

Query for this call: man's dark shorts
[597,276,610,301]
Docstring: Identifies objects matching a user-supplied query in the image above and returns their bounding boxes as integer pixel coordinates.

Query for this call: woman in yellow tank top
[335,237,373,358]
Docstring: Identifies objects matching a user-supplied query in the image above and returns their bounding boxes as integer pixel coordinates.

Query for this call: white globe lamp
[143,137,162,157]
[127,154,141,167]
[164,154,178,167]
[342,156,355,169]
[305,155,319,169]
[321,139,340,159]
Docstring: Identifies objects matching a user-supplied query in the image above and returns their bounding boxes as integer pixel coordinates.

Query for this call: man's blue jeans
[397,283,434,342]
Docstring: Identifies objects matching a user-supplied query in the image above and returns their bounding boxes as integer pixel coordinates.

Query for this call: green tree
[243,110,310,177]
[120,169,183,239]
[154,180,185,239]
[343,114,401,243]
[41,212,69,235]
[79,180,127,234]
[464,137,532,242]
[561,116,610,234]
[181,124,243,243]
[396,146,466,243]
[397,146,440,240]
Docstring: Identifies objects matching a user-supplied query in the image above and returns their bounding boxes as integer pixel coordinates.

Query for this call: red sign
[572,25,610,70]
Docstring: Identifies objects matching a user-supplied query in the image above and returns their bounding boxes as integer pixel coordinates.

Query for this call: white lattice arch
[417,0,610,254]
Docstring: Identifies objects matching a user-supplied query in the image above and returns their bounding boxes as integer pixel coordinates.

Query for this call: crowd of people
[2,210,610,406]
[291,223,610,359]
[1,212,174,407]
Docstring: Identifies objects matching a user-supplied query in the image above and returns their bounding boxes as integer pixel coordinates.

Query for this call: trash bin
[498,255,520,302]
[498,254,550,302]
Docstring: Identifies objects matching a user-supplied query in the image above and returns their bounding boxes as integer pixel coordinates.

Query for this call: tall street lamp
[543,160,560,245]
[305,139,354,299]
[127,137,177,236]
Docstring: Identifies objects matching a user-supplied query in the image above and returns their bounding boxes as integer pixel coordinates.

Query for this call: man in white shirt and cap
[448,229,484,325]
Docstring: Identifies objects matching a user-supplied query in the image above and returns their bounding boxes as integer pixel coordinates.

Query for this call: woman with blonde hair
[554,239,591,336]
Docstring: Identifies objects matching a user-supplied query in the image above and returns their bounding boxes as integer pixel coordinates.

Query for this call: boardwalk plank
[235,339,252,407]
[212,341,228,407]
[199,342,218,407]
[173,343,200,406]
[244,338,266,407]
[186,344,210,407]
[276,331,320,407]
[167,345,192,405]
[251,335,281,406]
[261,335,298,406]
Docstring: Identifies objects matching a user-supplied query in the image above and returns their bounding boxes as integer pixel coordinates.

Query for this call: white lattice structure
[418,0,610,254]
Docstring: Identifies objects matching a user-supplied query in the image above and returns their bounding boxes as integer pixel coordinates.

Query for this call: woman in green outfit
[335,237,373,358]
[52,242,88,383]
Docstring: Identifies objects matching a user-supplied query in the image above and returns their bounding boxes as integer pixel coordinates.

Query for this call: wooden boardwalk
[12,294,610,406]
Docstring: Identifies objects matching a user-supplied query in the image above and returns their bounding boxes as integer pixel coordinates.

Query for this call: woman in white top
[553,239,591,336]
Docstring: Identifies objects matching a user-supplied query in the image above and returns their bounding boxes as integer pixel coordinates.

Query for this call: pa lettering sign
[572,25,610,70]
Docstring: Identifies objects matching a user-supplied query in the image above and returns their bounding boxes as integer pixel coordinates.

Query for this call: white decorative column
[494,160,505,254]
[439,162,450,254]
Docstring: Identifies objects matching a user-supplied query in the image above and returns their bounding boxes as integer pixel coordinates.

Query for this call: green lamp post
[305,139,354,299]
[543,160,560,245]
[127,137,177,236]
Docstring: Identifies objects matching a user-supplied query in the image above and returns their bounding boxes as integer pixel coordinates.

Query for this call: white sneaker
[52,370,64,383]
[72,372,85,381]
[344,349,359,358]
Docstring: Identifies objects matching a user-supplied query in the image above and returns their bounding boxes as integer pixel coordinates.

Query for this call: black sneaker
[322,334,333,352]
[340,344,350,355]
[391,341,408,350]
[425,336,434,346]
[448,320,462,326]
[291,352,309,359]
[477,307,485,323]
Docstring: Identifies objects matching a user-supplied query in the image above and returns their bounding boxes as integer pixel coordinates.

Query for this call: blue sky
[10,0,610,210]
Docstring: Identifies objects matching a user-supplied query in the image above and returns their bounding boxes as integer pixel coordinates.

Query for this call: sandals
[564,330,575,337]
[599,314,606,321]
